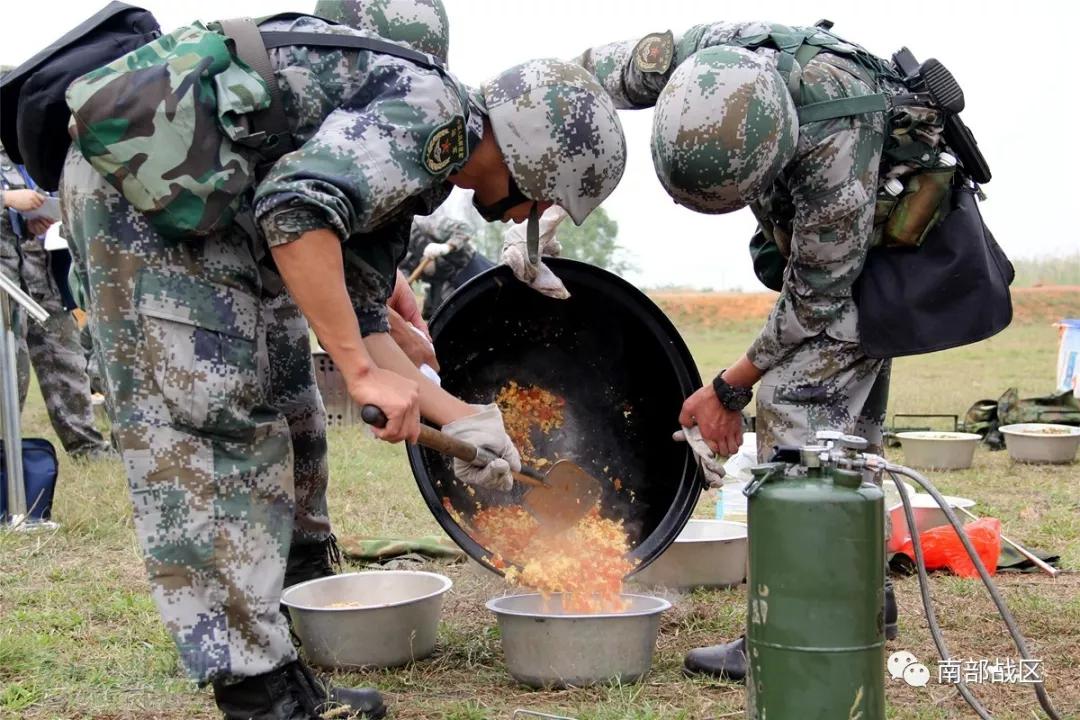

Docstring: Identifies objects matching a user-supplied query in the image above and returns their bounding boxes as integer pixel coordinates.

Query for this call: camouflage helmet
[651,46,798,214]
[479,59,626,225]
[313,0,450,63]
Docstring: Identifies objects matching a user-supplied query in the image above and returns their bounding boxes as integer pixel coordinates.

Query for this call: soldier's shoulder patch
[423,115,468,175]
[633,31,675,75]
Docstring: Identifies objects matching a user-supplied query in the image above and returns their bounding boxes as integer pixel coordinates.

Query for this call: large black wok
[408,258,702,574]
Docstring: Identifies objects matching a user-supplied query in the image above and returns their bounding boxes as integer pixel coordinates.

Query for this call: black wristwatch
[712,370,753,411]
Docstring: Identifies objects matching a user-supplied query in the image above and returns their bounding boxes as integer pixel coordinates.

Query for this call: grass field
[2,288,1078,720]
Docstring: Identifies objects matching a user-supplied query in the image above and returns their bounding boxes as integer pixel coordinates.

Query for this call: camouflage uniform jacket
[252,16,482,326]
[401,213,476,283]
[1,146,30,249]
[579,22,893,371]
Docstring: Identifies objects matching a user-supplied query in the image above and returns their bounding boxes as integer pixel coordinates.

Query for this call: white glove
[422,242,452,260]
[673,426,726,488]
[442,404,522,491]
[501,205,570,300]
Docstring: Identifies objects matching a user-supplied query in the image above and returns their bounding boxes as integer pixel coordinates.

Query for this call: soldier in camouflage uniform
[61,10,625,718]
[400,213,493,319]
[1,144,111,459]
[576,20,915,681]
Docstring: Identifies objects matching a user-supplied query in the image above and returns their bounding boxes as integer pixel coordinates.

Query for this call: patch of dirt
[649,286,1080,329]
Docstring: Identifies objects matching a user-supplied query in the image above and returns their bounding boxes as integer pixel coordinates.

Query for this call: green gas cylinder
[745,446,885,720]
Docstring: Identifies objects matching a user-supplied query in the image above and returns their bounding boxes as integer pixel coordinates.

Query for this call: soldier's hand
[4,189,45,212]
[27,217,54,237]
[442,404,521,491]
[392,317,440,372]
[500,205,570,300]
[422,241,453,260]
[679,383,743,457]
[389,271,430,340]
[348,368,420,443]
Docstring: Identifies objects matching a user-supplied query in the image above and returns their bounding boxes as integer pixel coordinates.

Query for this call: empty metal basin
[631,519,747,590]
[487,593,671,688]
[282,571,451,668]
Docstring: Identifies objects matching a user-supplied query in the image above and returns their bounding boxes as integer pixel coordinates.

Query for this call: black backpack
[0,2,160,190]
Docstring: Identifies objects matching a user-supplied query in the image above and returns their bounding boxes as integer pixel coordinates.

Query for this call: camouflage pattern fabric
[338,534,465,562]
[755,334,890,459]
[313,0,451,63]
[65,22,273,239]
[478,60,626,225]
[62,146,298,683]
[1,148,110,458]
[400,213,476,317]
[57,16,470,684]
[578,22,893,447]
[263,289,331,545]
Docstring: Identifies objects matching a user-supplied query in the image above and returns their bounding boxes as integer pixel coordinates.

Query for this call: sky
[3,0,1077,289]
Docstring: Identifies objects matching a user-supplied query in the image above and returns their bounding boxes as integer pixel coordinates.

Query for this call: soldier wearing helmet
[61,8,625,716]
[576,21,907,681]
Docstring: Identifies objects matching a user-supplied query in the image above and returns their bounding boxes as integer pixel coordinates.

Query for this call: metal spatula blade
[361,404,602,528]
[520,460,603,530]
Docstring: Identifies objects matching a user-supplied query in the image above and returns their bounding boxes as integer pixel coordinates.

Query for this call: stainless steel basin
[281,570,451,668]
[631,519,747,590]
[487,592,671,688]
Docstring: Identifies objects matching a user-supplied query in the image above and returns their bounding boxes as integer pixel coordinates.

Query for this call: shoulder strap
[797,93,889,124]
[218,18,295,156]
[259,31,440,71]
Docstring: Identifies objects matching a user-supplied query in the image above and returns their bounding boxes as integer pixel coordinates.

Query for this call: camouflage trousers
[0,238,109,457]
[61,148,328,683]
[754,333,891,461]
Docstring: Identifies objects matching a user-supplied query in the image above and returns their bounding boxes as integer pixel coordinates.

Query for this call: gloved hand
[673,426,726,488]
[422,241,453,260]
[442,404,522,491]
[501,205,570,299]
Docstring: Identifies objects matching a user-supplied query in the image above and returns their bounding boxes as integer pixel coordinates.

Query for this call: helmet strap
[471,172,531,222]
[526,201,540,267]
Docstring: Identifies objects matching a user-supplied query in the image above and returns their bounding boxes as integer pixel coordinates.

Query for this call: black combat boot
[284,535,342,590]
[683,636,747,682]
[213,659,386,719]
[885,579,898,641]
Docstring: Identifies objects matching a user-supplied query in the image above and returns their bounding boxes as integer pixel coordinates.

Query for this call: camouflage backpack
[964,388,1080,449]
[66,15,462,240]
[711,21,988,289]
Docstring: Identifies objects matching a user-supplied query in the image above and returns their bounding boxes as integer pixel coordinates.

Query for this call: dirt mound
[648,291,777,329]
[649,286,1079,329]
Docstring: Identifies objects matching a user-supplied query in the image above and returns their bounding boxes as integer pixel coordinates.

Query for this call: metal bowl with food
[895,431,982,470]
[281,571,451,669]
[630,519,747,590]
[486,592,671,688]
[999,423,1080,464]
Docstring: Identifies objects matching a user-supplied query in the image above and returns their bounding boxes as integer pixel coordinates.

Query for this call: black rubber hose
[887,463,1061,720]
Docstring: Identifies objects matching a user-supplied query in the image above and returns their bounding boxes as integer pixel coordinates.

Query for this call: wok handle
[361,404,547,487]
[407,256,433,284]
[361,404,481,463]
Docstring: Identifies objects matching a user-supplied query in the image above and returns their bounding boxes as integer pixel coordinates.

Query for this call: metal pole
[1,289,29,525]
[1,267,49,528]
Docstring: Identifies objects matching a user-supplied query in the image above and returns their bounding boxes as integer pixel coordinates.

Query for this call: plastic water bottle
[720,482,749,523]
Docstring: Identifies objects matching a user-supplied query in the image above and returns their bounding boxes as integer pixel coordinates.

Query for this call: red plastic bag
[897,517,1001,577]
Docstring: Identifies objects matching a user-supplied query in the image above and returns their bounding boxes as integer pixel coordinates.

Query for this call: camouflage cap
[651,46,798,214]
[479,59,626,225]
[313,0,450,63]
